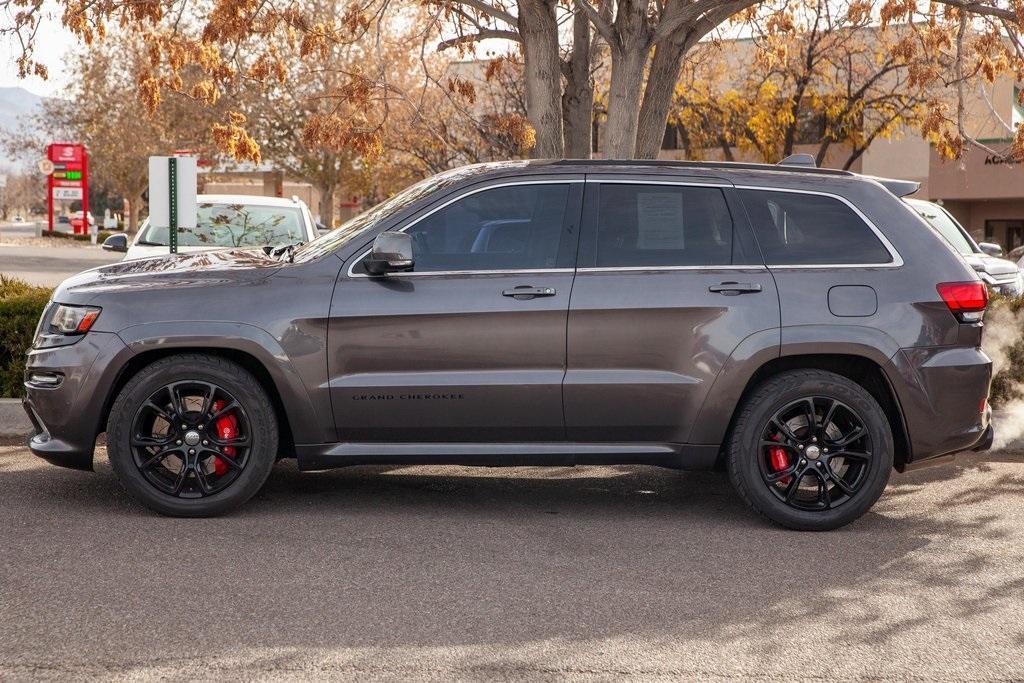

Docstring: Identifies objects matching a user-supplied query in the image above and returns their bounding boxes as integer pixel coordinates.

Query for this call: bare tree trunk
[518,0,563,158]
[815,138,832,167]
[318,182,336,228]
[633,1,761,159]
[719,137,735,161]
[127,191,144,234]
[562,8,592,158]
[635,39,687,159]
[604,47,646,158]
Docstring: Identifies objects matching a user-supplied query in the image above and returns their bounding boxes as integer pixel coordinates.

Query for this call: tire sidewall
[728,371,894,531]
[106,356,278,517]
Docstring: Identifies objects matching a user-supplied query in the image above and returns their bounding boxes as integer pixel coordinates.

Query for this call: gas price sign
[45,143,89,233]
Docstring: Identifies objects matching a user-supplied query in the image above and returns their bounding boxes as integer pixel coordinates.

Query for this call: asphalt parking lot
[1,440,1023,681]
[0,243,121,287]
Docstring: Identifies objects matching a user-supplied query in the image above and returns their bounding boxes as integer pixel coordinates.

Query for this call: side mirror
[102,233,128,253]
[979,242,1004,257]
[365,232,414,275]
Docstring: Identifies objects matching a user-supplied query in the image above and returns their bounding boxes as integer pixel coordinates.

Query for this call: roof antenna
[778,153,817,168]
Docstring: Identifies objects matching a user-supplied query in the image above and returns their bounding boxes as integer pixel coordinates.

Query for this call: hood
[962,253,1019,277]
[53,249,283,302]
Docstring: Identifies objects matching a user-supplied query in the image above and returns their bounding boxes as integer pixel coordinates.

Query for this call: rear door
[564,175,780,443]
[328,177,584,442]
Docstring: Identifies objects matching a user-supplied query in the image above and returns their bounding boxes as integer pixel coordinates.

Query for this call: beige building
[653,34,1024,251]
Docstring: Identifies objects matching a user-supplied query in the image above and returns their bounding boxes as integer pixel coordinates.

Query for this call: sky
[0,4,74,97]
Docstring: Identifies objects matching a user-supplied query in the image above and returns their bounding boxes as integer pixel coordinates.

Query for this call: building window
[1013,87,1023,130]
[985,220,1024,252]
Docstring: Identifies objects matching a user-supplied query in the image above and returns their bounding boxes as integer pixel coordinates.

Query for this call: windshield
[138,202,306,248]
[908,201,976,256]
[291,161,530,263]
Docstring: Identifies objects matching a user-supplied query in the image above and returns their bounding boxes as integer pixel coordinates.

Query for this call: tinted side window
[401,184,571,272]
[739,189,892,265]
[595,185,733,267]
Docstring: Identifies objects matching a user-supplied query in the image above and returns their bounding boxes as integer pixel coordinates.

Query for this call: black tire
[726,369,893,531]
[106,354,278,517]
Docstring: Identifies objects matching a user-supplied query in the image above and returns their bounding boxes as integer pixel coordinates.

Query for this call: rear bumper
[889,345,992,466]
[23,331,133,471]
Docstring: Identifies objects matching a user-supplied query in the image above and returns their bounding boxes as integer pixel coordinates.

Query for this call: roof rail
[547,159,853,176]
[778,153,817,168]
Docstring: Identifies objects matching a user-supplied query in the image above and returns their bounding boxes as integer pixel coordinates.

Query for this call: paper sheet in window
[636,191,685,249]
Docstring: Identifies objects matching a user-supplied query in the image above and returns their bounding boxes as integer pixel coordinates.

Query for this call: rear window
[739,189,892,266]
[595,184,733,267]
[139,203,306,248]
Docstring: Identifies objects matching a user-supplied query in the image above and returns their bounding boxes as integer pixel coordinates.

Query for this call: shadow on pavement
[1,444,1022,678]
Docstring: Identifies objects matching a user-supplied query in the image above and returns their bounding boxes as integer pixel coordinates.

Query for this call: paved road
[0,244,121,287]
[1,440,1022,680]
[0,223,39,239]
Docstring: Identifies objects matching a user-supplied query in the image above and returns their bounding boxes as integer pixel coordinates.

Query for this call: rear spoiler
[865,175,921,197]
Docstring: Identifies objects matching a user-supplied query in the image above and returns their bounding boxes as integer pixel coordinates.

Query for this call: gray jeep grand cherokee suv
[23,159,993,530]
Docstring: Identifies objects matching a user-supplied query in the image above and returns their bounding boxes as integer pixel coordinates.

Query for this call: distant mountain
[0,86,46,168]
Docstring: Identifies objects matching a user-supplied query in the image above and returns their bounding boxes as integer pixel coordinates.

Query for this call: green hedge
[0,277,52,398]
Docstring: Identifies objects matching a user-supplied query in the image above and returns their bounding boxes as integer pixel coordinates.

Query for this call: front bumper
[23,331,133,471]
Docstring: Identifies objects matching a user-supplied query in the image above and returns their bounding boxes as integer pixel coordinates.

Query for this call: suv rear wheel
[726,370,893,531]
[106,354,278,517]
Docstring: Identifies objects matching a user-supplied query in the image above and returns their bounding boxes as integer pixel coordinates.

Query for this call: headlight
[49,304,101,335]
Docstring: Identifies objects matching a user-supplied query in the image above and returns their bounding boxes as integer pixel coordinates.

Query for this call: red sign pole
[81,147,89,236]
[46,143,54,232]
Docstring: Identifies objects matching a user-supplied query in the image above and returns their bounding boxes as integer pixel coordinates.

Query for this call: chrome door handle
[708,282,762,296]
[502,286,557,299]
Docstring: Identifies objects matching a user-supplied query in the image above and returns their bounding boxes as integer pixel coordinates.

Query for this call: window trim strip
[346,177,905,277]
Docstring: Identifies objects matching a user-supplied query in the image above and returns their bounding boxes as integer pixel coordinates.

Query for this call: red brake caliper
[768,439,791,485]
[211,399,238,476]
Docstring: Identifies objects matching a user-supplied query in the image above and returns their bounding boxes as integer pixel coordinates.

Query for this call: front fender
[116,321,332,444]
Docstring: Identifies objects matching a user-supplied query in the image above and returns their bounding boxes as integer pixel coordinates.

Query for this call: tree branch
[573,0,616,47]
[450,0,519,28]
[930,1,1018,23]
[437,29,521,50]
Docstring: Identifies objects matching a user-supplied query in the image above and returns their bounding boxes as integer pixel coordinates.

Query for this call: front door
[328,179,583,442]
[564,177,780,443]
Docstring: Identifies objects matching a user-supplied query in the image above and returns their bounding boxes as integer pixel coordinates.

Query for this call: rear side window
[738,189,892,265]
[595,184,733,267]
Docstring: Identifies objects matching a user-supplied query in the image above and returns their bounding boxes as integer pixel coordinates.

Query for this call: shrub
[41,230,116,242]
[0,276,52,398]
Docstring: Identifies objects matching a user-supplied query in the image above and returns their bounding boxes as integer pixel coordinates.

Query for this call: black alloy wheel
[758,397,873,511]
[107,354,278,517]
[130,381,252,498]
[726,369,893,531]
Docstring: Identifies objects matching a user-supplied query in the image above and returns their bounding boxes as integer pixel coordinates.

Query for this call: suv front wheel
[726,370,894,531]
[106,354,279,517]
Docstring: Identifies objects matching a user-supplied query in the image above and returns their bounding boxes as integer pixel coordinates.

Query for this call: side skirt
[294,442,720,471]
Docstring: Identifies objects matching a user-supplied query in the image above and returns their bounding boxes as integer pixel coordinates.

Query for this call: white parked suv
[103,195,320,260]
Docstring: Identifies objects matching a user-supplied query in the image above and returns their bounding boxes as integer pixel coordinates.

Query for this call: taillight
[936,281,988,322]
